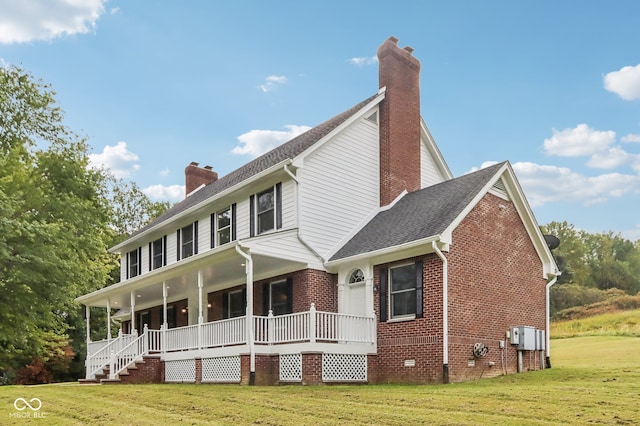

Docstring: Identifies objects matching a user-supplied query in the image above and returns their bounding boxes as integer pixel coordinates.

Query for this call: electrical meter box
[510,327,520,345]
[517,326,536,350]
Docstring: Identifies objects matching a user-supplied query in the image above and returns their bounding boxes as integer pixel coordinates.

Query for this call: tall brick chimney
[185,162,218,197]
[377,36,422,206]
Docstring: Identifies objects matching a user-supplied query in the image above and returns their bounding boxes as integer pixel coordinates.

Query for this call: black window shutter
[194,221,199,255]
[222,292,229,319]
[176,229,181,261]
[231,203,237,241]
[163,236,167,266]
[137,247,142,275]
[415,260,424,318]
[275,182,282,229]
[285,277,293,313]
[148,242,152,271]
[210,213,215,249]
[249,195,255,237]
[262,283,269,315]
[126,252,130,280]
[379,267,388,322]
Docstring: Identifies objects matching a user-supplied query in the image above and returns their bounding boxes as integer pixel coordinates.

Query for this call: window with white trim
[150,236,166,270]
[389,263,417,319]
[262,279,292,316]
[224,289,245,319]
[127,247,141,279]
[250,183,282,236]
[177,221,198,260]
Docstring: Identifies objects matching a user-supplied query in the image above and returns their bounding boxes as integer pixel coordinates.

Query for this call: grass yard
[2,335,640,425]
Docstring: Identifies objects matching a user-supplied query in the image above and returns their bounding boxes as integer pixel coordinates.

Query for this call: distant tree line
[542,221,640,315]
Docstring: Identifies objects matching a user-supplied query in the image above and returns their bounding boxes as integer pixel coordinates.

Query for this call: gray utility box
[516,326,536,351]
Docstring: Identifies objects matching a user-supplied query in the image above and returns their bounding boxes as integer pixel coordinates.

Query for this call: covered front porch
[78,240,377,384]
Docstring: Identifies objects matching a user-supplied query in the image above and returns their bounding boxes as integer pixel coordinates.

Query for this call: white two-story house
[77,37,559,385]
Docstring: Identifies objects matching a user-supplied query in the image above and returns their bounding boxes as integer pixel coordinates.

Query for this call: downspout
[432,240,449,384]
[284,164,325,263]
[235,244,255,385]
[545,275,558,368]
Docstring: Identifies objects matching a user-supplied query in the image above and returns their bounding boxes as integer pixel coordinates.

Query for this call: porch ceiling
[80,244,306,310]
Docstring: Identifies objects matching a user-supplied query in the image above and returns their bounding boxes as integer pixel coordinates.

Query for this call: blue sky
[2,1,640,240]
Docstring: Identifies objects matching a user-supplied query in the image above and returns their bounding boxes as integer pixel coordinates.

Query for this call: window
[127,247,142,279]
[379,260,423,322]
[250,183,282,237]
[211,204,236,248]
[149,236,166,270]
[223,289,246,319]
[349,269,365,284]
[177,221,198,260]
[262,279,293,316]
[136,311,151,329]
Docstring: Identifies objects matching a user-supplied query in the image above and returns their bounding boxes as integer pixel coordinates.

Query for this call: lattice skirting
[322,353,367,382]
[279,354,302,382]
[164,359,196,383]
[202,356,241,383]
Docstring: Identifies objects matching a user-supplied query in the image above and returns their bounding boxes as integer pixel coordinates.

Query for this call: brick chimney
[185,162,218,197]
[377,36,422,206]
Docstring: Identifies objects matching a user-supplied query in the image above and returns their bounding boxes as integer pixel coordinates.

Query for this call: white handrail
[85,332,136,379]
[109,325,150,380]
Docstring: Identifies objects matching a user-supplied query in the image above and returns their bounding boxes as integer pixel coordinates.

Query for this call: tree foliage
[543,221,640,315]
[0,66,169,382]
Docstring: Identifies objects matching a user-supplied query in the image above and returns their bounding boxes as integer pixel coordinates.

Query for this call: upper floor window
[379,260,424,322]
[250,183,282,237]
[211,204,236,248]
[177,221,198,261]
[262,278,292,316]
[149,236,166,270]
[126,247,142,279]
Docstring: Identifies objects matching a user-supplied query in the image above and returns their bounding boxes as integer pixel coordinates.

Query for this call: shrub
[15,359,53,385]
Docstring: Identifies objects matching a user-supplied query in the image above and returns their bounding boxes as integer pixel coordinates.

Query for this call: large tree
[0,66,113,381]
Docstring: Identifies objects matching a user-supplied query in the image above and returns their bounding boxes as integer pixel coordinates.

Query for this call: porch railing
[85,331,136,379]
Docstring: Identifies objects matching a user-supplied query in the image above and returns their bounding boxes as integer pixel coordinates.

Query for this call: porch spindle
[310,303,316,344]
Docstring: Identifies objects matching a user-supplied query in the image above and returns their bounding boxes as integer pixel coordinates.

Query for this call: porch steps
[79,356,163,385]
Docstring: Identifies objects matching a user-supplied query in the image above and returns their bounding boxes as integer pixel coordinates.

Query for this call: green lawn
[2,336,639,425]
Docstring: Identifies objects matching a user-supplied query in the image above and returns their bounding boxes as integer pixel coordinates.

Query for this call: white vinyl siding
[420,137,447,188]
[298,117,379,257]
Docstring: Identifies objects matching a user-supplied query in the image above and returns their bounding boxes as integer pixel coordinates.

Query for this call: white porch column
[198,269,204,349]
[130,291,136,334]
[85,305,91,348]
[365,277,375,317]
[337,282,346,313]
[235,245,255,385]
[106,300,111,342]
[162,281,168,354]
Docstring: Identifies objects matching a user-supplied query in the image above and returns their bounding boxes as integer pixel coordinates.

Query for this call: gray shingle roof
[329,162,506,261]
[125,94,379,242]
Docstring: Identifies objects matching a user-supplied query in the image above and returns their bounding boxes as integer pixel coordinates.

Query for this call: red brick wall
[301,353,323,385]
[372,255,445,384]
[118,356,164,384]
[446,193,547,381]
[377,36,422,206]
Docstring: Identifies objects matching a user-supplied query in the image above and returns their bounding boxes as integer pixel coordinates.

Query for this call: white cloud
[142,184,184,202]
[259,75,287,93]
[586,146,639,169]
[88,141,140,178]
[621,134,640,143]
[348,56,378,67]
[0,0,107,44]
[231,124,311,158]
[621,224,640,242]
[510,161,638,207]
[159,168,170,177]
[604,64,640,101]
[543,124,616,157]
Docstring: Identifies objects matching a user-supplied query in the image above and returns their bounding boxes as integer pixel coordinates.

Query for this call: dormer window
[250,183,282,237]
[177,221,198,261]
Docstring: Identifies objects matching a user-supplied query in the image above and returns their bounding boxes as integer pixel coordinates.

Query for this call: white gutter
[283,163,326,263]
[545,275,558,366]
[235,244,255,385]
[432,240,449,383]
